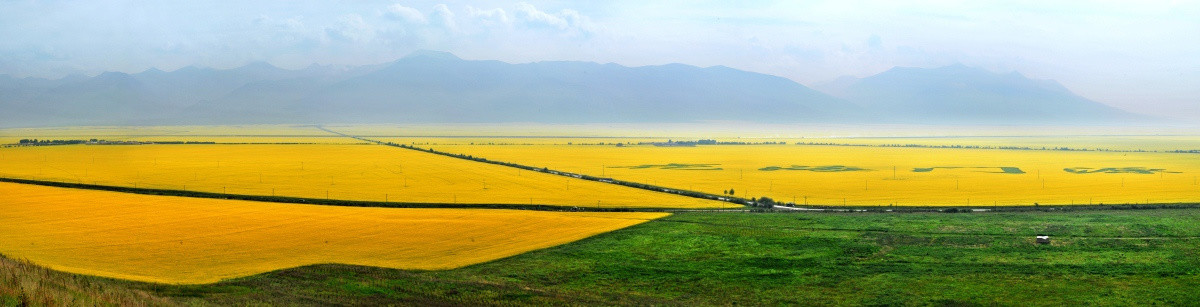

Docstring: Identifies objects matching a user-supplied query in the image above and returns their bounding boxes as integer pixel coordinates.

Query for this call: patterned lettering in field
[911,167,1025,174]
[758,165,871,172]
[610,163,723,170]
[1063,167,1180,174]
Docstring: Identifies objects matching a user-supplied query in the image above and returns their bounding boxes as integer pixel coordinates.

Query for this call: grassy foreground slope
[82,209,1199,305]
[1,255,171,306]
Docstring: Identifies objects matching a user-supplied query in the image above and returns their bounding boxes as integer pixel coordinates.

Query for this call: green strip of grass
[120,209,1200,305]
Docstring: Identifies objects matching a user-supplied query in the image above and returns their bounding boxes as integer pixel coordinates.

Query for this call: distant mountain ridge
[816,64,1141,124]
[0,52,1145,127]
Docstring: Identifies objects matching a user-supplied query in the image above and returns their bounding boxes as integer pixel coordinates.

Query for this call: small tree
[756,196,776,208]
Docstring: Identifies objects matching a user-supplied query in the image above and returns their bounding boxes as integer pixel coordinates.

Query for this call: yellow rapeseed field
[794,136,1200,152]
[447,143,1200,206]
[0,144,732,208]
[0,124,324,136]
[0,182,670,284]
[0,125,359,144]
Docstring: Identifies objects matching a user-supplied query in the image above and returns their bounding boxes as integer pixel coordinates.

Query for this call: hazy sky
[2,0,1197,119]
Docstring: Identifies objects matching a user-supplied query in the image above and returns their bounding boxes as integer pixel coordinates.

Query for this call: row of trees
[18,139,87,145]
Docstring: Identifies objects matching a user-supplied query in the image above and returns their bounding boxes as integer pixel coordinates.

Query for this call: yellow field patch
[0,143,729,208]
[0,124,372,145]
[445,143,1200,206]
[795,135,1200,152]
[0,144,732,208]
[0,182,670,284]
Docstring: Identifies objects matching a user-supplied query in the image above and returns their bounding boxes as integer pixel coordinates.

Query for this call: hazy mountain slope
[833,64,1139,124]
[0,52,1147,127]
[294,51,852,123]
[16,72,173,126]
[133,62,299,109]
[179,78,328,124]
[0,75,62,126]
[811,75,860,98]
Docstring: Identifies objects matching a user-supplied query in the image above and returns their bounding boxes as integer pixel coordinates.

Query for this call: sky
[1,0,1197,119]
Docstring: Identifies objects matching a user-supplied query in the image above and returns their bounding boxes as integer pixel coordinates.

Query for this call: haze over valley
[2,2,1199,306]
[0,50,1154,128]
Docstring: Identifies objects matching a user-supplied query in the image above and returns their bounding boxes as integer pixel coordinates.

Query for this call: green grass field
[8,209,1199,306]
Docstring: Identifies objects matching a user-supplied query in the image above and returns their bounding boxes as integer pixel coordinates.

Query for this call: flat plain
[2,125,1200,306]
[0,144,733,208]
[0,125,359,144]
[441,142,1200,206]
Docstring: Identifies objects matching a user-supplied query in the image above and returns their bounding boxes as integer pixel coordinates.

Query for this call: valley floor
[6,209,1200,306]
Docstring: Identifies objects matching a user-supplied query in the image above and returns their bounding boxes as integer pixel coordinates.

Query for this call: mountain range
[0,51,1144,127]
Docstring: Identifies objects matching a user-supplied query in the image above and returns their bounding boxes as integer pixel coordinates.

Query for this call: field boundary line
[315,125,755,208]
[655,216,1200,239]
[316,126,1200,211]
[0,177,692,212]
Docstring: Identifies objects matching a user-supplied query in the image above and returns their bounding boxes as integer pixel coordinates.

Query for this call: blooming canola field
[0,182,670,284]
[0,125,360,144]
[446,143,1200,206]
[0,144,733,208]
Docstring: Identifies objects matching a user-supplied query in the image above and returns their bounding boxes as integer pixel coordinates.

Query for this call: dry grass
[0,253,172,306]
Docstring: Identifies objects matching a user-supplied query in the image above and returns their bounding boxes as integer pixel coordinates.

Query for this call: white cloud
[254,14,304,30]
[325,14,375,43]
[385,4,427,24]
[467,6,510,27]
[512,2,595,35]
[431,4,457,31]
[559,9,595,33]
[514,3,567,29]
